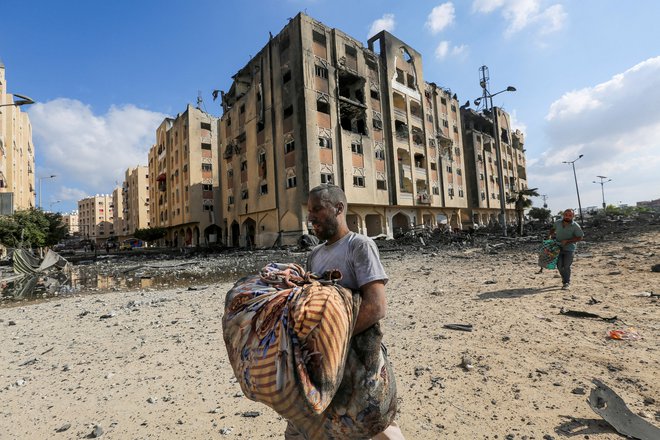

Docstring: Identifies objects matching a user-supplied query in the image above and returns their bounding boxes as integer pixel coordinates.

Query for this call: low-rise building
[61,210,79,235]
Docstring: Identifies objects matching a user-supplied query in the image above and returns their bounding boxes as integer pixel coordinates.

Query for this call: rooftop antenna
[477,65,490,112]
[196,90,203,110]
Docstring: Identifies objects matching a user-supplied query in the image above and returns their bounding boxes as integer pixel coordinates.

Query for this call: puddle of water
[1,253,307,307]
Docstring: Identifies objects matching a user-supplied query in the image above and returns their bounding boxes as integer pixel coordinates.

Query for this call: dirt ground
[1,223,658,439]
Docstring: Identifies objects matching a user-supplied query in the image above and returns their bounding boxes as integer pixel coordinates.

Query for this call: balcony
[393,108,407,121]
[417,193,431,204]
[414,166,426,179]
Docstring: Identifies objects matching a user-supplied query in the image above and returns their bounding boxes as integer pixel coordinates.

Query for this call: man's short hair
[563,209,574,215]
[309,184,347,207]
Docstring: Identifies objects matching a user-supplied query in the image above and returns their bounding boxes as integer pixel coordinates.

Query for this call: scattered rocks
[89,425,104,438]
[99,311,117,319]
[241,411,261,418]
[54,423,71,433]
[571,387,586,395]
[460,355,473,371]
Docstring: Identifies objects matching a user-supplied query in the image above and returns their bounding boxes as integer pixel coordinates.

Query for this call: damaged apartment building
[461,106,528,227]
[218,13,481,247]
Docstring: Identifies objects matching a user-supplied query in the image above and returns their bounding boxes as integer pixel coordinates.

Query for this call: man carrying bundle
[284,184,404,439]
[549,208,584,290]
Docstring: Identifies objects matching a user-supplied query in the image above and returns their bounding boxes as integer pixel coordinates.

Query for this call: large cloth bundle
[223,263,397,439]
[538,239,561,269]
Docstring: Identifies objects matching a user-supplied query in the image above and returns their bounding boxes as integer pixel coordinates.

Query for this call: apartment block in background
[148,105,220,246]
[0,61,35,213]
[61,210,79,235]
[77,194,114,245]
[112,186,125,240]
[218,13,476,247]
[122,166,150,237]
[461,107,528,227]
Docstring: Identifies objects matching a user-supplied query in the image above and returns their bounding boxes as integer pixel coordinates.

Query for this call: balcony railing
[393,108,407,120]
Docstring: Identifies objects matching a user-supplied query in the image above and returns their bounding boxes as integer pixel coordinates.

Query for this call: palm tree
[506,188,540,236]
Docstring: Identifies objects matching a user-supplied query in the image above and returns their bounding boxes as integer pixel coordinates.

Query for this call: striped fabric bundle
[222,263,397,439]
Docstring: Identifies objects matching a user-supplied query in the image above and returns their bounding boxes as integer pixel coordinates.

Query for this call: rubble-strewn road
[1,219,658,439]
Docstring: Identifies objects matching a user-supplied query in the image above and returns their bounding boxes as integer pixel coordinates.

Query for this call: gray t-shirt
[307,232,388,291]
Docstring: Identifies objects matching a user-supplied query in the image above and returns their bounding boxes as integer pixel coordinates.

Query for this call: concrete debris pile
[1,249,71,301]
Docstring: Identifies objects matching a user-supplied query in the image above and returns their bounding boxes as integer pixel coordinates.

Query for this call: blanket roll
[222,263,397,439]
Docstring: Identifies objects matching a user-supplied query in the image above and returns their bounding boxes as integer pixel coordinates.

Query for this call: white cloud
[546,89,602,120]
[472,0,566,37]
[368,13,395,37]
[538,4,567,35]
[472,0,505,14]
[30,98,166,195]
[57,186,88,202]
[434,40,467,60]
[426,3,455,34]
[530,56,660,211]
[509,109,527,134]
[435,41,450,59]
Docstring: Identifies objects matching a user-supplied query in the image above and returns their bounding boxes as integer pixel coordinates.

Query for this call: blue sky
[2,0,659,215]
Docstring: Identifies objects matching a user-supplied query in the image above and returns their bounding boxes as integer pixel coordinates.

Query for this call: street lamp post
[49,200,62,211]
[473,65,516,236]
[38,175,57,209]
[593,176,612,209]
[562,155,584,223]
[0,93,35,112]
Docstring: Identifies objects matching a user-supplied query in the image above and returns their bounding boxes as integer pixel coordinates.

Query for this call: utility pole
[593,176,611,209]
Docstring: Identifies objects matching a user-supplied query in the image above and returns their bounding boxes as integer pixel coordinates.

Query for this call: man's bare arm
[353,280,387,335]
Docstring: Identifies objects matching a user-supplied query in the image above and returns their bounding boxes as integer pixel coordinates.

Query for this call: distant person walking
[549,209,584,289]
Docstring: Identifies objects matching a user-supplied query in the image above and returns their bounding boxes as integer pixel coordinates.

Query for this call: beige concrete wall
[112,187,125,240]
[123,166,149,236]
[0,64,35,211]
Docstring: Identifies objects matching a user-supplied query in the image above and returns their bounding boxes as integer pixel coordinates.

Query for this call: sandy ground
[1,228,658,439]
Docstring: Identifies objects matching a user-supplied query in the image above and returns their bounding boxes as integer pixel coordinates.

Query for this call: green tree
[0,209,68,249]
[44,212,68,247]
[506,188,540,235]
[133,227,167,244]
[528,207,552,223]
[12,209,49,247]
[0,216,22,247]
